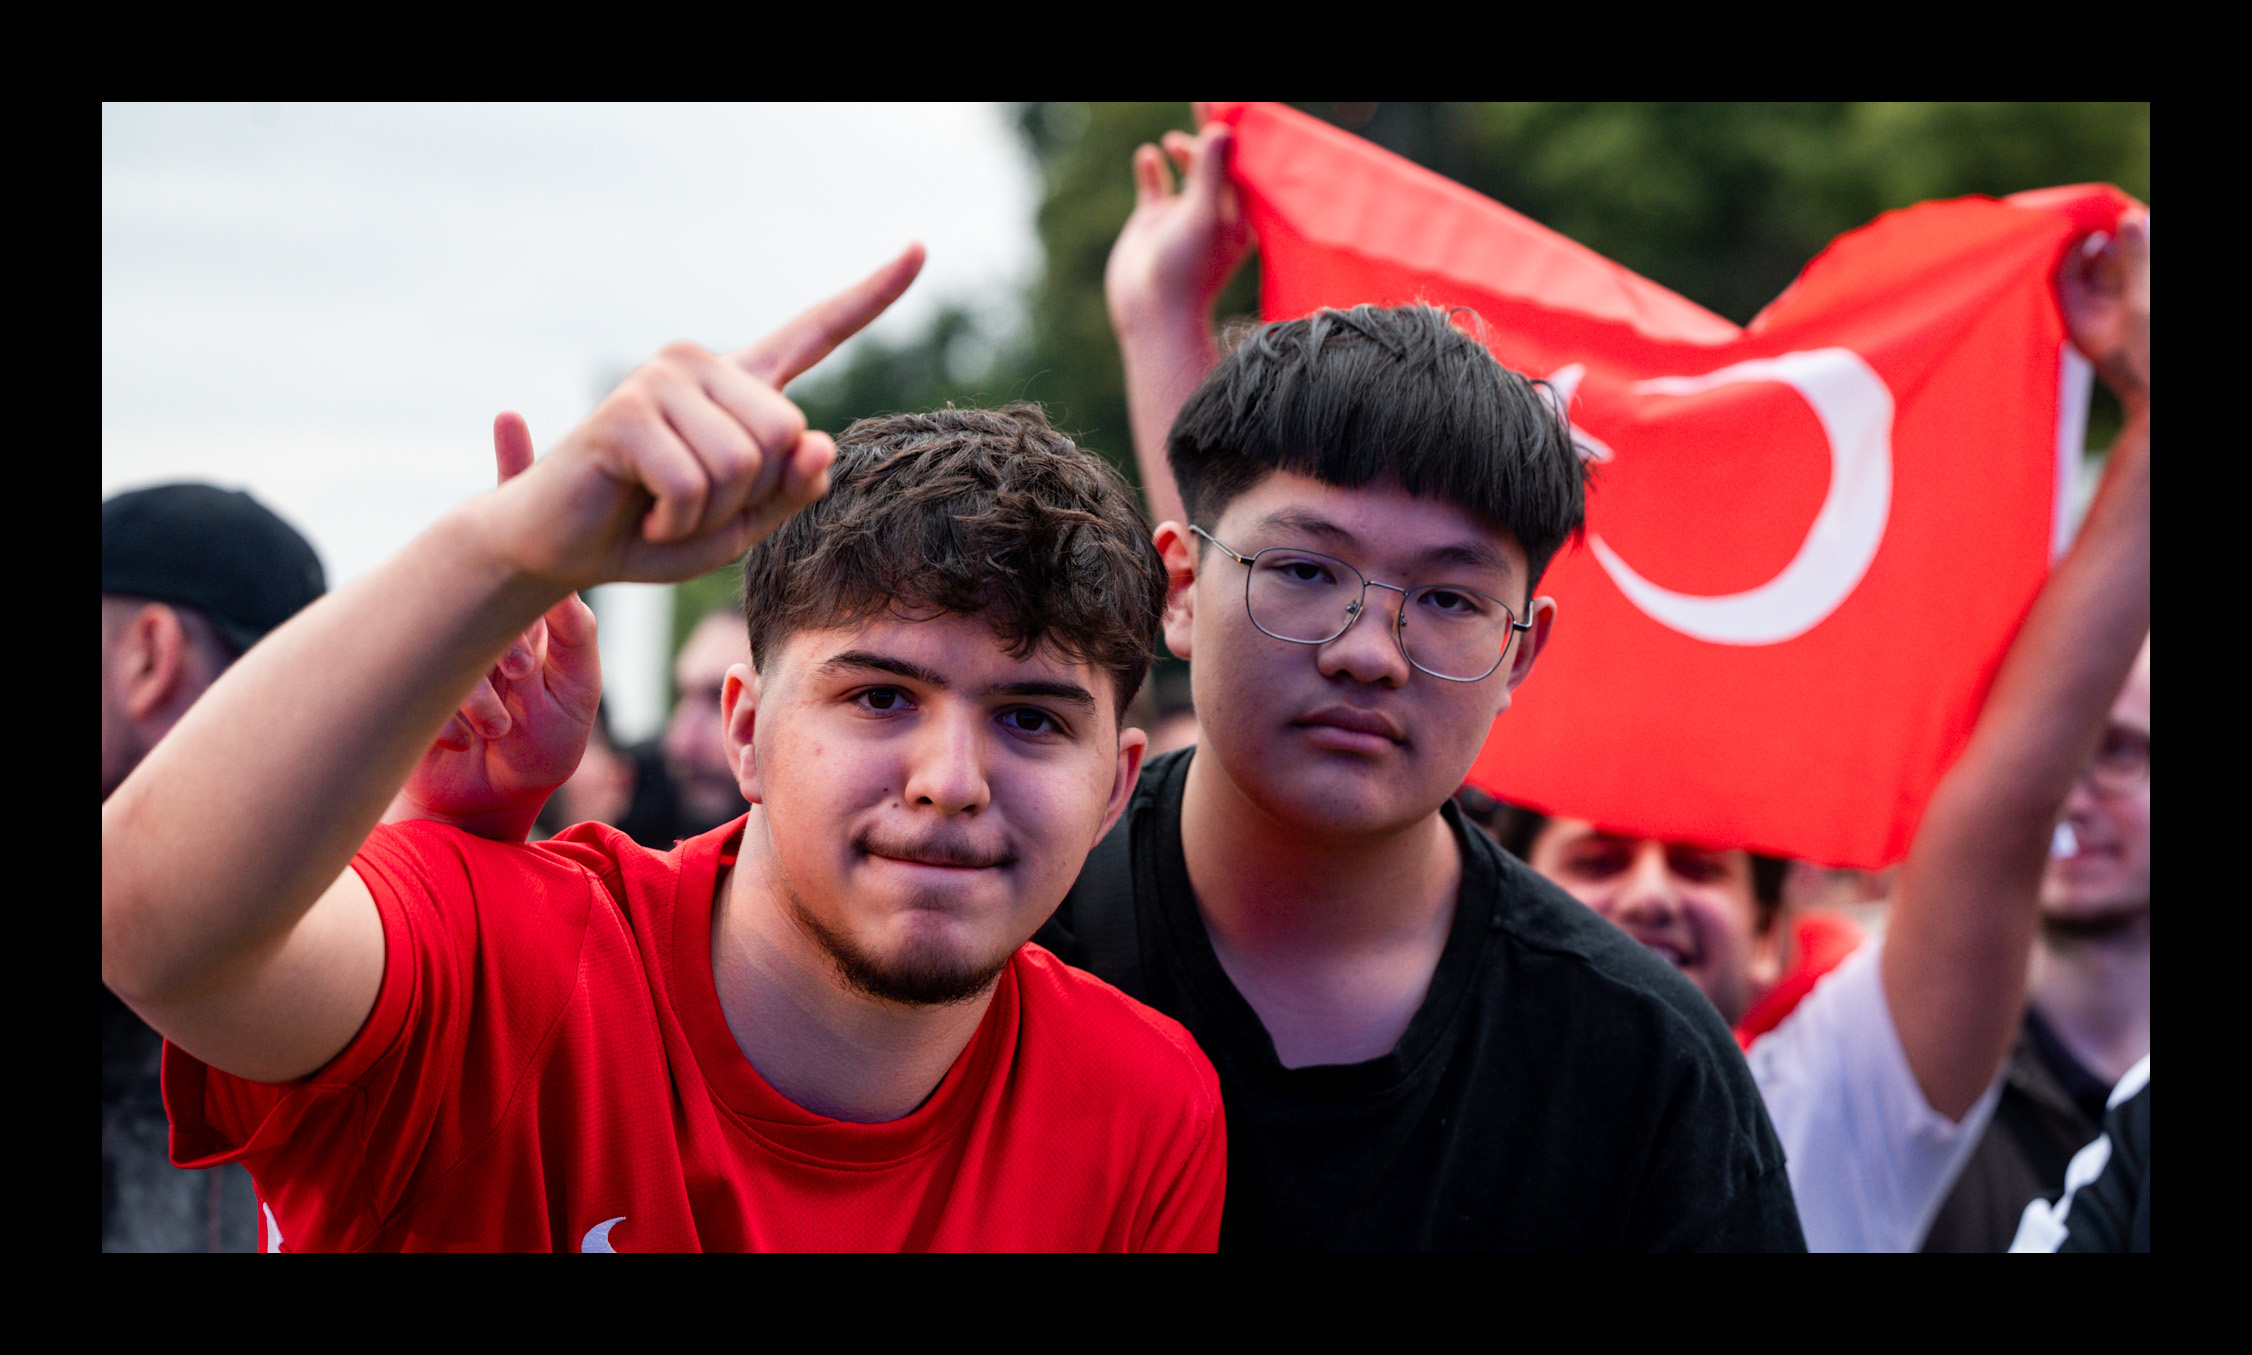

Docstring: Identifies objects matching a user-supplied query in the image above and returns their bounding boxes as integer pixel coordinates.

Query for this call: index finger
[732,243,926,389]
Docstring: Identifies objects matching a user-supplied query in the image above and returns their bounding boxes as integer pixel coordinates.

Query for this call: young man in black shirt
[1044,126,1803,1249]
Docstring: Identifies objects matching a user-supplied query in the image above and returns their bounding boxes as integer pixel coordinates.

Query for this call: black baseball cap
[101,483,327,657]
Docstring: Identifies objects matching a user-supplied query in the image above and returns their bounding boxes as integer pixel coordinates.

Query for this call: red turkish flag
[1203,101,2136,867]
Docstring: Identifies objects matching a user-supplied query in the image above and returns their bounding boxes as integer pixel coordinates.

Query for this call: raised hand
[2059,213,2150,411]
[1105,124,1253,336]
[484,244,926,592]
[387,413,604,842]
[389,245,925,841]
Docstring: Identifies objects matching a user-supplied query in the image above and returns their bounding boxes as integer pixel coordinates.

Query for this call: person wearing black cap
[101,483,327,797]
[102,482,325,1251]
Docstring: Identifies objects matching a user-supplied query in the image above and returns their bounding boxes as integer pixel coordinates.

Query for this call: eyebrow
[816,650,1097,710]
[1249,508,1520,584]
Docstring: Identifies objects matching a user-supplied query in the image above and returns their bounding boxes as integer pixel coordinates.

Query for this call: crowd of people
[101,127,2149,1251]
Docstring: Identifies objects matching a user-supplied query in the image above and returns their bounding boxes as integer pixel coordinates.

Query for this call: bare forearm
[102,496,563,1001]
[1886,412,2149,1116]
[1115,307,1217,530]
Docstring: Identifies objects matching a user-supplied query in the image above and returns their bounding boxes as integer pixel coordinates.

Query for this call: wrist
[439,490,579,619]
[1109,285,1218,345]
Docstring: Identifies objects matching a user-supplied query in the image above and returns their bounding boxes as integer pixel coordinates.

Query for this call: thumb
[493,412,536,483]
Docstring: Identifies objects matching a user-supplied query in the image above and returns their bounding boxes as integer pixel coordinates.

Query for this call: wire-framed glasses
[1192,525,1531,683]
[2081,724,2150,794]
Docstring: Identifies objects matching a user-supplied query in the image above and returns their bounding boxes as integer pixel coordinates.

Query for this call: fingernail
[503,646,533,677]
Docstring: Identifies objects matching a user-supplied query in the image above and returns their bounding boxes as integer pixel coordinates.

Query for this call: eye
[854,686,912,713]
[1000,707,1065,737]
[1667,850,1736,885]
[1417,587,1492,619]
[1262,553,1342,586]
[1564,849,1630,879]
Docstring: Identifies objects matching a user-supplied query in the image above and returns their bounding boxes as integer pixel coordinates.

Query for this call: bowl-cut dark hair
[1168,303,1589,591]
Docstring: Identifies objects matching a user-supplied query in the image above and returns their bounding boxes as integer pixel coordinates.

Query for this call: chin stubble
[782,882,1006,1008]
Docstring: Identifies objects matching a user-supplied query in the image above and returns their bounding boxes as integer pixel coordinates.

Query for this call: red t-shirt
[164,818,1226,1251]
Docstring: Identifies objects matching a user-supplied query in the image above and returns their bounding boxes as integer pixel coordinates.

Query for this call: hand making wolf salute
[102,246,1227,1252]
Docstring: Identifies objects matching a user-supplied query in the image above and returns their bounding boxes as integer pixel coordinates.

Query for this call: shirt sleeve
[1748,937,2004,1252]
[162,823,586,1248]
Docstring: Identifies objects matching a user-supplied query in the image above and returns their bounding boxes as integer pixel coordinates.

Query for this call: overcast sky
[103,103,1043,738]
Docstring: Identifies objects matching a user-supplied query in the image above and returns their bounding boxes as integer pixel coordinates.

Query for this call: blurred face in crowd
[2043,642,2150,929]
[1166,471,1549,840]
[665,611,754,829]
[1529,821,1764,1024]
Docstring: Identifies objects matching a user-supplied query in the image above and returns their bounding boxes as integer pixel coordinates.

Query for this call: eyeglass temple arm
[1188,525,1255,566]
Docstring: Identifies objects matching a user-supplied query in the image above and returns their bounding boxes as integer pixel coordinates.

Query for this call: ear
[117,603,193,724]
[1747,902,1789,994]
[1153,520,1198,661]
[722,662,763,804]
[1098,723,1148,846]
[1500,594,1557,697]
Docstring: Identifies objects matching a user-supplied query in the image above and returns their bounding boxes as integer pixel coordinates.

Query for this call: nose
[900,705,990,816]
[2059,766,2104,821]
[1315,585,1413,687]
[1605,843,1681,926]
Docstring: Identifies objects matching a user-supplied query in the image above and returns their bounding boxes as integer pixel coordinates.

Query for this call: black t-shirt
[1034,748,1805,1252]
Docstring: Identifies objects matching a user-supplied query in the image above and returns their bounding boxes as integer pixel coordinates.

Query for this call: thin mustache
[856,831,1016,869]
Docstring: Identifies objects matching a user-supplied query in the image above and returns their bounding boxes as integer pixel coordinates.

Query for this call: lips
[856,831,1015,870]
[1294,705,1406,745]
[1625,930,1695,970]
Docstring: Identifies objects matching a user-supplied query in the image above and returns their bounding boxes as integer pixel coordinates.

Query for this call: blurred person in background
[1123,664,1200,757]
[1924,640,2151,1250]
[1105,121,2148,1250]
[533,698,635,839]
[102,483,326,1252]
[613,606,755,847]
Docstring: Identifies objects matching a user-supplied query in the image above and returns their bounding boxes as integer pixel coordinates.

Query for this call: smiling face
[1527,820,1762,1024]
[1166,470,1550,841]
[730,609,1143,1007]
[2042,644,2150,929]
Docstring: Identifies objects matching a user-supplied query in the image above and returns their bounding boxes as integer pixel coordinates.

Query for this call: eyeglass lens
[2085,725,2150,790]
[1246,548,1515,681]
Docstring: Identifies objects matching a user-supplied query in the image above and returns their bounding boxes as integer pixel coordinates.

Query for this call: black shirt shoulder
[1040,748,1802,1251]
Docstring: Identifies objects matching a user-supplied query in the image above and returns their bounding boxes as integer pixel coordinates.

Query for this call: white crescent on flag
[1586,348,1895,646]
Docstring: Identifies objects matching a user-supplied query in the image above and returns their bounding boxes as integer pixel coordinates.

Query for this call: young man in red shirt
[101,249,1226,1252]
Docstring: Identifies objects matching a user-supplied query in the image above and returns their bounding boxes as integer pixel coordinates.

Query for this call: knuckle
[657,339,714,369]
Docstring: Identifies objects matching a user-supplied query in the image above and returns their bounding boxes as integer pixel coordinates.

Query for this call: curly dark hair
[740,405,1166,719]
[1169,303,1589,591]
